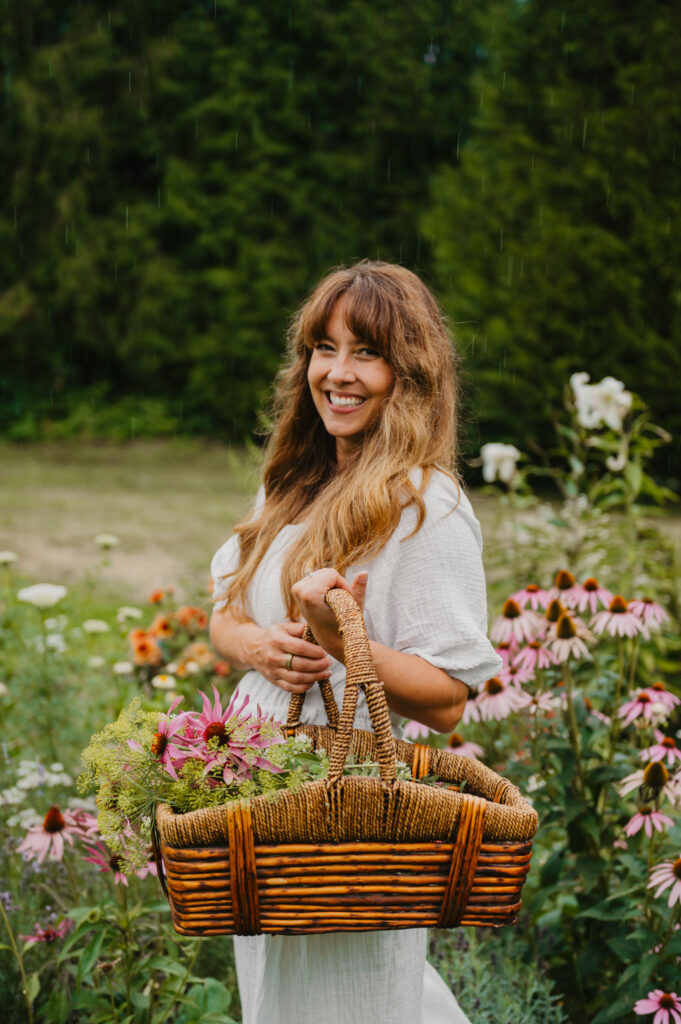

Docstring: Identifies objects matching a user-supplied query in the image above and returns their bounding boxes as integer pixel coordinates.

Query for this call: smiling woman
[208,260,501,1024]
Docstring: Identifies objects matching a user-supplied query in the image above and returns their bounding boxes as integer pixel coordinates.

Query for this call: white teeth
[329,394,364,407]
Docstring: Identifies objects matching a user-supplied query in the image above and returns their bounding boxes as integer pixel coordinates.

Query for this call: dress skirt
[234,930,472,1024]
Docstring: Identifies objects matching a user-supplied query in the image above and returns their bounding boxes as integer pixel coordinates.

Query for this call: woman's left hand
[291,569,368,663]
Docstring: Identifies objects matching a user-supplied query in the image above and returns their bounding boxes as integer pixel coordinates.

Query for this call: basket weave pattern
[156,589,538,935]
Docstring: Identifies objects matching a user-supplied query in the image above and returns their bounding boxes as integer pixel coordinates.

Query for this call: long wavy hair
[221,260,462,619]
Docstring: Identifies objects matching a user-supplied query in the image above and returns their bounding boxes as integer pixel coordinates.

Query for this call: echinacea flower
[641,730,681,767]
[509,584,550,611]
[480,442,521,484]
[476,677,532,721]
[490,600,543,645]
[17,806,88,863]
[628,598,670,637]
[591,595,643,638]
[619,761,675,804]
[583,696,611,726]
[527,692,559,716]
[513,640,558,673]
[549,570,579,605]
[188,687,284,782]
[129,697,192,780]
[498,661,535,687]
[17,583,67,609]
[648,858,681,908]
[547,613,592,663]
[643,682,680,714]
[624,806,674,839]
[566,577,614,615]
[634,989,681,1023]
[403,720,430,741]
[619,691,670,728]
[20,918,74,944]
[460,689,481,725]
[495,641,517,667]
[445,733,484,760]
[82,841,129,885]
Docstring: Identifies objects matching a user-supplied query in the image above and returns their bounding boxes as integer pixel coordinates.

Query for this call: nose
[326,350,357,384]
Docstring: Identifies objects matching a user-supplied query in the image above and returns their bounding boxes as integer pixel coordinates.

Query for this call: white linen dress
[211,470,501,1024]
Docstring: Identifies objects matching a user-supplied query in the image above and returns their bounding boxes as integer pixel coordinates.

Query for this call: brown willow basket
[154,588,538,936]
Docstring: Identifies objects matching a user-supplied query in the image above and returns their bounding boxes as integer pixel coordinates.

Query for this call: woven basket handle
[321,588,396,785]
[286,623,340,730]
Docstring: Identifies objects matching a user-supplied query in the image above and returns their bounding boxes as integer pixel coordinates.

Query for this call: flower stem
[156,939,202,1024]
[564,662,585,797]
[0,898,35,1024]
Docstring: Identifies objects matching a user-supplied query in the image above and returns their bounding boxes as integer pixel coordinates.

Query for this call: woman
[209,260,501,1024]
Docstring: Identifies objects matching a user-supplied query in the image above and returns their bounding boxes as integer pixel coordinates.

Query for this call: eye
[359,346,381,358]
[314,340,335,352]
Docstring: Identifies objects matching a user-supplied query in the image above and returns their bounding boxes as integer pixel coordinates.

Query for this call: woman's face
[307,296,394,465]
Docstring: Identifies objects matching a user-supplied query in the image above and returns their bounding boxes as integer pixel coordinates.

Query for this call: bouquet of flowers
[79,686,421,870]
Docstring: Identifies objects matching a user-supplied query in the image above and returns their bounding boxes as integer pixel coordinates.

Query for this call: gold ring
[285,653,293,671]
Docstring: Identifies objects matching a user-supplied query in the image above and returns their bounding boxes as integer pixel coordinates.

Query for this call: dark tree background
[1,0,679,474]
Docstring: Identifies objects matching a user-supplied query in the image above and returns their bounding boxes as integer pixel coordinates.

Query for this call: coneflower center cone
[43,806,66,833]
[546,600,564,622]
[151,732,168,757]
[661,994,678,1009]
[501,599,521,619]
[662,737,677,750]
[609,595,628,613]
[555,570,575,590]
[556,614,577,639]
[484,677,503,696]
[204,723,230,746]
[673,858,681,880]
[583,577,599,591]
[643,760,669,789]
[448,733,464,748]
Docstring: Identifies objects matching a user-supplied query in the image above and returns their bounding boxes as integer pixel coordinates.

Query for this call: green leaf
[76,929,107,985]
[26,971,40,1005]
[45,986,70,1024]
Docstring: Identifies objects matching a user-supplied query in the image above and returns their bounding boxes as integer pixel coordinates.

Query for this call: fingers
[350,571,368,612]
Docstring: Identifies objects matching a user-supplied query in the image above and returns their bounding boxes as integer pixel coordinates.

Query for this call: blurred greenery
[1,0,679,478]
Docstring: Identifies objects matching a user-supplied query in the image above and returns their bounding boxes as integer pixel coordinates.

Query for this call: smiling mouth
[325,391,366,409]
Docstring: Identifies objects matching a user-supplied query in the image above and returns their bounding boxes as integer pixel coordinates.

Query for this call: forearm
[209,607,262,671]
[368,641,468,734]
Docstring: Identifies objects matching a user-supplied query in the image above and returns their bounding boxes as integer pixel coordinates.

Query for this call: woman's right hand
[246,620,333,694]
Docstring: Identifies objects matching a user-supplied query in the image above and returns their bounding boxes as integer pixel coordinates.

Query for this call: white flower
[94,533,120,549]
[0,551,18,566]
[151,673,177,690]
[116,606,143,623]
[88,656,105,669]
[44,615,68,631]
[0,786,23,805]
[605,451,627,472]
[18,583,67,609]
[83,619,110,634]
[480,443,521,484]
[0,682,9,697]
[112,660,134,676]
[570,372,632,431]
[164,691,179,705]
[184,660,200,675]
[6,808,41,830]
[34,633,67,654]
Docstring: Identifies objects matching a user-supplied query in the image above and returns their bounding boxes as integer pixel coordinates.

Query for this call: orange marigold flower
[128,627,147,645]
[214,660,231,677]
[148,589,166,604]
[132,636,163,666]
[175,606,209,631]
[182,641,214,667]
[149,613,174,639]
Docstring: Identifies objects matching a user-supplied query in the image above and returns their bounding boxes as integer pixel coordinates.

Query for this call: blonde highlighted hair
[221,260,461,619]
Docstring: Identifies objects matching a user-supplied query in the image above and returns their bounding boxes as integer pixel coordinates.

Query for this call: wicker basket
[155,588,538,936]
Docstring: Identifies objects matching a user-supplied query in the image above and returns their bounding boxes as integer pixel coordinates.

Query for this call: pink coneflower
[495,640,517,667]
[19,919,73,944]
[509,583,550,611]
[490,599,544,645]
[549,570,579,605]
[619,761,675,803]
[499,660,535,688]
[591,595,644,638]
[624,806,674,839]
[583,695,611,726]
[634,989,681,1023]
[188,686,284,783]
[135,853,159,880]
[641,730,681,767]
[648,856,681,908]
[460,688,480,725]
[644,682,681,714]
[445,732,484,760]
[82,841,129,885]
[619,691,669,728]
[547,613,592,663]
[17,806,89,864]
[629,598,670,637]
[403,719,430,741]
[566,577,614,615]
[527,691,559,716]
[129,697,192,781]
[476,677,532,721]
[514,640,558,673]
